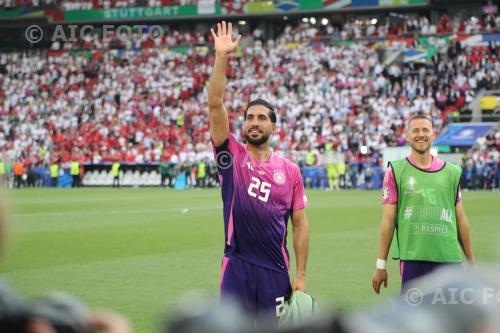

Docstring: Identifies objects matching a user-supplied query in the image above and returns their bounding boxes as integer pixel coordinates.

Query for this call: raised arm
[208,21,241,147]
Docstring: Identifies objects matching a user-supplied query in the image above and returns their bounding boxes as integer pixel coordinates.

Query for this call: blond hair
[407,115,433,129]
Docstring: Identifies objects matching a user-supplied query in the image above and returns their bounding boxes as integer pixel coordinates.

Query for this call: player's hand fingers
[221,21,227,36]
[383,278,387,288]
[374,283,379,294]
[234,34,242,46]
[227,22,232,37]
[217,23,221,37]
[292,278,306,292]
[210,28,217,41]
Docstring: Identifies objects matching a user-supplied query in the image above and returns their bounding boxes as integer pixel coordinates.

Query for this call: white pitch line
[13,205,223,218]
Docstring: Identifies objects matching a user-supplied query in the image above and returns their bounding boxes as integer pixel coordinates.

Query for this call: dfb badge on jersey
[273,169,286,185]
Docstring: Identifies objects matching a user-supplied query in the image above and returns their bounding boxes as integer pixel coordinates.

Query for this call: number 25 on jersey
[247,177,271,203]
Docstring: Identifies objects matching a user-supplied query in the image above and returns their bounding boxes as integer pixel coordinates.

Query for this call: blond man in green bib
[372,115,475,294]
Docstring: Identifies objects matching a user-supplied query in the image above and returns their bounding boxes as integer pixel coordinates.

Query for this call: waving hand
[210,21,241,55]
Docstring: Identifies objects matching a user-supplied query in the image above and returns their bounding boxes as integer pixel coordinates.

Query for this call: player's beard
[244,130,271,146]
[410,138,432,155]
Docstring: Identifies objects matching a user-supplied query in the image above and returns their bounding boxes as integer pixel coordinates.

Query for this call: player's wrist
[215,51,230,58]
[376,259,386,270]
[295,271,306,279]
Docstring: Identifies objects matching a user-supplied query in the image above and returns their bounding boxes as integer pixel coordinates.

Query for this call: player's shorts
[220,255,291,319]
[400,260,463,294]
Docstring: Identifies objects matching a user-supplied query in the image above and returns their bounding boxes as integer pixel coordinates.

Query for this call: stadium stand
[0,0,56,9]
[288,13,500,41]
[0,0,199,9]
[0,5,498,188]
[460,124,500,190]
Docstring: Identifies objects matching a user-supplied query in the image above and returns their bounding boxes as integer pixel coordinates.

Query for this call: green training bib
[390,158,463,262]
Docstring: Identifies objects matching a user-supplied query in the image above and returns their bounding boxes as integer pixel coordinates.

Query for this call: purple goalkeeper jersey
[213,134,308,273]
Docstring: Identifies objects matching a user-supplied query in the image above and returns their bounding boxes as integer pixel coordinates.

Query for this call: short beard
[244,132,270,146]
[411,142,431,155]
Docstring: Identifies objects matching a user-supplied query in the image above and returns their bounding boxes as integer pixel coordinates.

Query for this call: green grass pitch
[1,189,499,332]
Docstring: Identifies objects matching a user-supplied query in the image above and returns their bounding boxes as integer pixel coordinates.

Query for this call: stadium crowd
[1,0,499,39]
[461,125,500,190]
[49,27,207,51]
[2,0,499,40]
[1,17,499,189]
[60,0,198,11]
[336,12,500,39]
[279,14,500,46]
[45,13,500,52]
[0,0,196,10]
